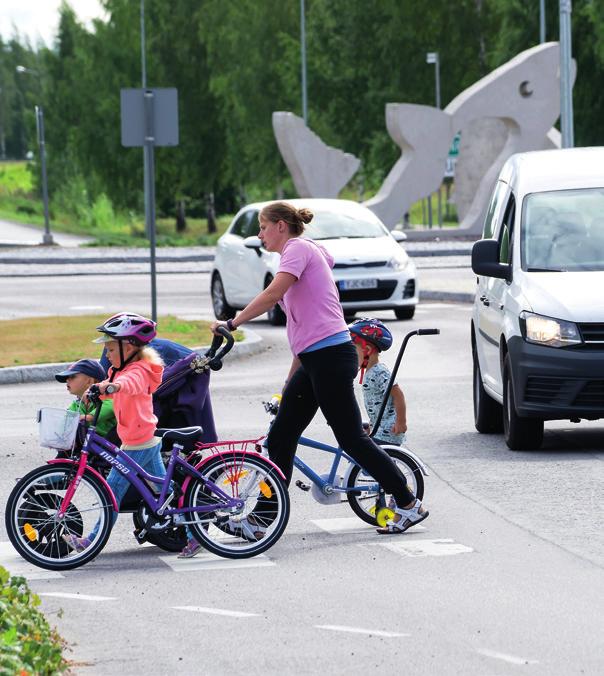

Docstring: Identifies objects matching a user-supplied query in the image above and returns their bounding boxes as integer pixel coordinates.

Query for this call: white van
[471,147,604,450]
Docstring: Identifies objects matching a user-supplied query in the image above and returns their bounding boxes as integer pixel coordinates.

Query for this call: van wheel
[211,273,236,320]
[503,355,544,450]
[473,349,503,433]
[265,276,286,326]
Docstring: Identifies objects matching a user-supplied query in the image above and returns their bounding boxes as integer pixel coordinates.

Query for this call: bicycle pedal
[134,528,148,543]
[295,480,311,492]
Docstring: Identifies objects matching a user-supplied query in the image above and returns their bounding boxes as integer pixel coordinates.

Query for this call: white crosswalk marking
[39,592,117,602]
[160,552,275,572]
[316,625,410,638]
[0,542,64,580]
[477,648,539,665]
[172,606,258,618]
[312,516,426,535]
[371,538,473,557]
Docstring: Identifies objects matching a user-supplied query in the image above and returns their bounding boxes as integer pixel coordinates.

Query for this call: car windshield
[522,188,604,272]
[304,211,388,240]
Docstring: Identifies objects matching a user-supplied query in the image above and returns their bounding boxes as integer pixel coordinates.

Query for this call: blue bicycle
[263,328,439,526]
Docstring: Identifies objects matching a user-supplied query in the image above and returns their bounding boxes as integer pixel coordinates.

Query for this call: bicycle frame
[56,425,244,521]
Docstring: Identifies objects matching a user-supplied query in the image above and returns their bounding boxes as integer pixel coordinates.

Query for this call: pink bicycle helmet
[94,312,157,345]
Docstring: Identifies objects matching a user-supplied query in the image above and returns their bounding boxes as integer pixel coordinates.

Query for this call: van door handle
[480,294,490,306]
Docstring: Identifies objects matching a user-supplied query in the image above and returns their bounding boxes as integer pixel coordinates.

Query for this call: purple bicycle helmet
[94,312,157,346]
[348,318,393,352]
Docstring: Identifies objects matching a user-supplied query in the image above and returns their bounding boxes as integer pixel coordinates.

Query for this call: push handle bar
[204,326,236,371]
[417,328,440,336]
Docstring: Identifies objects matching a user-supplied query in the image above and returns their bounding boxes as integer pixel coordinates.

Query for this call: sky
[0,0,106,47]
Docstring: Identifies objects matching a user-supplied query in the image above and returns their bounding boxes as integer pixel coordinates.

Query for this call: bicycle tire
[346,447,425,526]
[5,463,114,571]
[185,453,289,559]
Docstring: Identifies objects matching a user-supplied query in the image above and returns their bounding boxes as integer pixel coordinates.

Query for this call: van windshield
[522,188,604,272]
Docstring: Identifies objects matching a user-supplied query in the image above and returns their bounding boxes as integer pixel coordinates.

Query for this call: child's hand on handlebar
[94,380,121,395]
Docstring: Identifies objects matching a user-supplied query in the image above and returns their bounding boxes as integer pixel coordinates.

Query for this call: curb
[0,253,215,265]
[0,329,264,385]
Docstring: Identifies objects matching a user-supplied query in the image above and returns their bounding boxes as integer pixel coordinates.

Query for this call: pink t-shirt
[278,237,348,355]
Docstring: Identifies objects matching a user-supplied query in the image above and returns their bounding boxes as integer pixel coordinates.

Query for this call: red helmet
[348,318,393,352]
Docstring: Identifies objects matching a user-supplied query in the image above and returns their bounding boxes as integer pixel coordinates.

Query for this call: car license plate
[340,279,378,290]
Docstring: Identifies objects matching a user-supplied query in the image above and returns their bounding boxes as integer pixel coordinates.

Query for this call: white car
[211,198,418,325]
[471,147,604,450]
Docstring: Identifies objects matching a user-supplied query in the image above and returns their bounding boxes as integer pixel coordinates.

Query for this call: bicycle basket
[38,407,80,450]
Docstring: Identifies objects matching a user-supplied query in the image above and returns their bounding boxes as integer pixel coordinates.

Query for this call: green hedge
[0,566,67,675]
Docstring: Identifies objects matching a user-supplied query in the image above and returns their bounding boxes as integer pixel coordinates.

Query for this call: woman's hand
[210,320,229,335]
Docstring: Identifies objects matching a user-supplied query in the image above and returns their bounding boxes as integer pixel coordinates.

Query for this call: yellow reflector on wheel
[259,481,272,499]
[24,523,39,542]
[376,508,395,527]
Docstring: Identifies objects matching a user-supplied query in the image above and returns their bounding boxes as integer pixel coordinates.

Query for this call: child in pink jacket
[63,313,165,552]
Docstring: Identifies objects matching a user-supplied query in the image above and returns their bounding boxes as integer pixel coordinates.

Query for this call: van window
[499,194,516,264]
[521,188,604,271]
[482,180,509,239]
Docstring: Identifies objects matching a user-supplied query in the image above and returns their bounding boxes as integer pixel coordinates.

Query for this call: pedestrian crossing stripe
[311,516,427,535]
[369,538,473,557]
[159,552,275,572]
[0,542,64,580]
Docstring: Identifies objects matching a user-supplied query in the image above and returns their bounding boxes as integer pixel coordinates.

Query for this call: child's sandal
[376,500,429,534]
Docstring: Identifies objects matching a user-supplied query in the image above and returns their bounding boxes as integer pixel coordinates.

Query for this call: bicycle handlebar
[417,328,440,335]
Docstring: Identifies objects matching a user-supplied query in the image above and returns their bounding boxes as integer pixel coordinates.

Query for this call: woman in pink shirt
[211,202,428,535]
[63,312,166,552]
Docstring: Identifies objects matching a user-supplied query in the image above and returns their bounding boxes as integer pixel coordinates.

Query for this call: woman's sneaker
[178,538,202,558]
[62,534,91,552]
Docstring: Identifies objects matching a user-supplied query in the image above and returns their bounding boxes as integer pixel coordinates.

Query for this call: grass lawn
[0,314,239,368]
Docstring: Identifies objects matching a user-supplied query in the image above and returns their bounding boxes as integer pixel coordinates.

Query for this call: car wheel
[265,276,286,326]
[394,306,415,320]
[211,273,236,320]
[343,312,356,323]
[502,354,544,450]
[473,347,503,433]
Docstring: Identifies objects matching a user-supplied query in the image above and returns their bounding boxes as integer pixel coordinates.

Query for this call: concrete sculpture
[273,42,575,235]
[272,111,360,198]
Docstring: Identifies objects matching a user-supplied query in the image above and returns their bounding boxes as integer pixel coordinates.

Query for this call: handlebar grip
[417,328,440,335]
[206,325,236,370]
[105,384,118,394]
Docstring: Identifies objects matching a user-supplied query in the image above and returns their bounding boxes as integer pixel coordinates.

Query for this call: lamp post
[16,65,54,245]
[559,0,574,148]
[300,0,308,124]
[426,52,441,227]
[540,0,546,43]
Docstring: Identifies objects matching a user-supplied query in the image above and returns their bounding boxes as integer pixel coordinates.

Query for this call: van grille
[524,376,604,409]
[577,323,604,345]
[524,377,566,404]
[573,380,604,408]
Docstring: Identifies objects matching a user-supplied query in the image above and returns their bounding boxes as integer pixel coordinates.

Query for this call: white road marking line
[39,592,117,602]
[316,625,409,638]
[173,606,258,618]
[160,552,275,572]
[0,542,64,580]
[477,648,539,665]
[312,516,426,535]
[369,538,473,557]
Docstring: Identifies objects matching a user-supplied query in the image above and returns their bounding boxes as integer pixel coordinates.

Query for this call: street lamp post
[16,65,54,245]
[426,52,442,227]
[540,0,546,43]
[559,0,574,148]
[300,0,308,124]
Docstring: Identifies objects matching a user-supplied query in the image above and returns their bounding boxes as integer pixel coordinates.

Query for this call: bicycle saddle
[156,426,203,442]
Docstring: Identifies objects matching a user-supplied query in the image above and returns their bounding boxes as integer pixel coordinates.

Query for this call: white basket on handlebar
[38,407,80,450]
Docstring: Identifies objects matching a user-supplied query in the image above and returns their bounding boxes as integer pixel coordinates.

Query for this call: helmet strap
[108,340,138,381]
[358,342,373,384]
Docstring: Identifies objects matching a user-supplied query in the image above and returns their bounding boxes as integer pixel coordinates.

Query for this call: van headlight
[519,311,582,348]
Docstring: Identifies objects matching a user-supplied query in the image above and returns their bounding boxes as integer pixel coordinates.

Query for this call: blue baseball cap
[55,359,106,383]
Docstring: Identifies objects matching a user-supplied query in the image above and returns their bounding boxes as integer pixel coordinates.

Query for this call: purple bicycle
[5,334,290,571]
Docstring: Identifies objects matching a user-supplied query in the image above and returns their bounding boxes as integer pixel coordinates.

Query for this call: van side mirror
[391,231,407,243]
[471,239,511,281]
[243,236,263,257]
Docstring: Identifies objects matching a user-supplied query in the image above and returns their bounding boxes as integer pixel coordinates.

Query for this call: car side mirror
[243,236,263,257]
[391,231,407,243]
[471,239,512,281]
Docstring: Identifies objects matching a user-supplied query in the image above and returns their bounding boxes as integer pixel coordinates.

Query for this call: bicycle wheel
[185,453,290,559]
[5,464,114,571]
[346,447,425,526]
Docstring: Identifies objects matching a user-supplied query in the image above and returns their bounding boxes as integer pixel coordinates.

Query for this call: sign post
[120,87,178,322]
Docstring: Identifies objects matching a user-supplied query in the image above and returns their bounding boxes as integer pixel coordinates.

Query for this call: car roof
[501,147,604,195]
[241,198,384,223]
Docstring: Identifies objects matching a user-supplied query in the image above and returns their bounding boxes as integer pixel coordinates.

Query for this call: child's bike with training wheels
[5,329,290,571]
[263,328,439,527]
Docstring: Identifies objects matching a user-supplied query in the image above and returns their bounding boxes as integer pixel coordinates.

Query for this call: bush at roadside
[0,565,67,674]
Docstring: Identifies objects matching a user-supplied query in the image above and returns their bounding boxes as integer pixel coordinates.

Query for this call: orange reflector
[222,469,249,486]
[24,523,39,542]
[259,481,272,499]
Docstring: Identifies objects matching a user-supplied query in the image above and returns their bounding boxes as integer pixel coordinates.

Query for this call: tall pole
[140,0,157,321]
[559,0,574,148]
[300,0,308,124]
[434,53,441,110]
[540,0,546,43]
[35,106,53,245]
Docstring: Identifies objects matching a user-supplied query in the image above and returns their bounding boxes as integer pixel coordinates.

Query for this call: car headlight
[519,311,582,348]
[387,255,409,271]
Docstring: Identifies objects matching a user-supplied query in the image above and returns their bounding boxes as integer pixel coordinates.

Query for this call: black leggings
[266,341,415,507]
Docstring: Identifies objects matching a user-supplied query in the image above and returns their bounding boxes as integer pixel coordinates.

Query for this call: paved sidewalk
[0,219,93,247]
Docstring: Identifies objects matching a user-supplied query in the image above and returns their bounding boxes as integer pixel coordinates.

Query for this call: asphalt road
[0,285,603,675]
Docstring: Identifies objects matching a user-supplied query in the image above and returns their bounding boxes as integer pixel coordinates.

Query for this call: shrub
[0,566,68,674]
